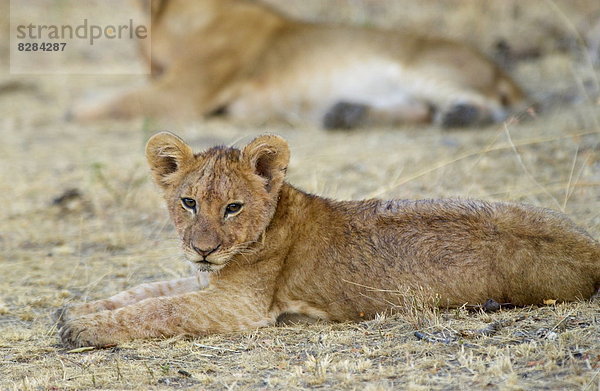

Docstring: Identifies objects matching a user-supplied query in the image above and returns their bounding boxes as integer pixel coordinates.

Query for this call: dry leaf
[66,346,95,353]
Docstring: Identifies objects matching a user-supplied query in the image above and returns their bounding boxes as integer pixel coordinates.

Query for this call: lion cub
[71,0,525,129]
[58,132,599,347]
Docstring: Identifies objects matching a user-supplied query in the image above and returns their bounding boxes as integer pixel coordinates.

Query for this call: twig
[503,124,562,210]
[66,346,95,354]
[193,343,239,352]
[548,311,573,334]
[562,145,579,210]
[582,369,599,391]
[476,321,502,337]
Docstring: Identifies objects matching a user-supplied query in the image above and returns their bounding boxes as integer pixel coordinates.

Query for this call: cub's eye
[181,197,197,210]
[224,202,243,217]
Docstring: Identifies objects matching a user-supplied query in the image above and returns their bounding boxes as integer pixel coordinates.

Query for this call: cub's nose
[192,244,221,259]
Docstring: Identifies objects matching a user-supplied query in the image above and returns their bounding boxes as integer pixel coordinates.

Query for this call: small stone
[482,299,501,312]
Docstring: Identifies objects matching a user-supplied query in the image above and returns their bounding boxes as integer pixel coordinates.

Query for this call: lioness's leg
[56,277,203,324]
[322,99,433,130]
[70,49,240,122]
[411,83,507,128]
[68,81,198,122]
[59,289,273,347]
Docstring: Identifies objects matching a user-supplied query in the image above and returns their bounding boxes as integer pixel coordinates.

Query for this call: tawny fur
[57,132,600,348]
[71,0,525,128]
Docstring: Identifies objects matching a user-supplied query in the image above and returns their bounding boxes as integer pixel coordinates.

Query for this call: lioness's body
[58,133,600,347]
[73,0,525,128]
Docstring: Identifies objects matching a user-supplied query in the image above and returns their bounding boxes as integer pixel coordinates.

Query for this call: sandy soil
[0,1,599,390]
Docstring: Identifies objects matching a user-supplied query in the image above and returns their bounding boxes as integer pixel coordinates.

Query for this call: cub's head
[146,132,290,272]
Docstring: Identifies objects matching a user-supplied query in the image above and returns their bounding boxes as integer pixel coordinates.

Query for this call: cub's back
[349,198,599,305]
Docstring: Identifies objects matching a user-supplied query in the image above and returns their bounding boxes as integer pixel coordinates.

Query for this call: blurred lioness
[72,0,526,128]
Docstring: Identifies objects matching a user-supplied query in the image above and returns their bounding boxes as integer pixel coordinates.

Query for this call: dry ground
[1,1,599,390]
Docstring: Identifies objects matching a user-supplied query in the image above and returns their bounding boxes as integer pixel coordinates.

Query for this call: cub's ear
[145,131,194,188]
[242,134,290,194]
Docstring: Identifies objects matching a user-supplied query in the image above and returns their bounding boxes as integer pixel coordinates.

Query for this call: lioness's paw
[66,90,132,122]
[439,103,495,128]
[59,314,123,348]
[322,101,369,130]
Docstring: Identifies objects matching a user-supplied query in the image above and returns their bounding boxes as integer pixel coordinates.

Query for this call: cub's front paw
[53,306,72,329]
[53,303,100,329]
[59,314,124,348]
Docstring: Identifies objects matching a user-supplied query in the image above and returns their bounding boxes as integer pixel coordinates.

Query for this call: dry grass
[1,1,599,390]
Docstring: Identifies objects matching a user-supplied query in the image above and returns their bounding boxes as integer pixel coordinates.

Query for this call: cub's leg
[276,312,320,326]
[59,288,273,348]
[55,276,204,326]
